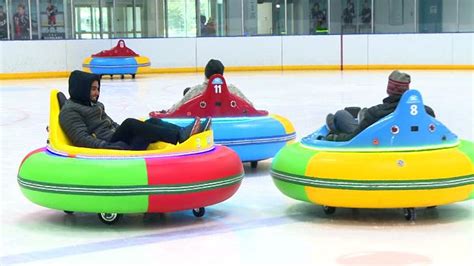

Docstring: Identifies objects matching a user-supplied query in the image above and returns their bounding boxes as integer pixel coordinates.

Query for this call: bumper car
[150,74,296,168]
[271,90,474,220]
[18,90,244,225]
[82,39,151,79]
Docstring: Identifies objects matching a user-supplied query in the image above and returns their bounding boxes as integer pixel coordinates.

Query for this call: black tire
[132,74,136,79]
[98,213,122,225]
[192,207,205,217]
[64,210,74,214]
[121,75,124,79]
[426,206,437,209]
[323,206,336,215]
[250,161,258,169]
[403,208,416,221]
[110,75,113,79]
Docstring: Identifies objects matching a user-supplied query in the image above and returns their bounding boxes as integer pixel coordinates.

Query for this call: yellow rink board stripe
[2,65,473,80]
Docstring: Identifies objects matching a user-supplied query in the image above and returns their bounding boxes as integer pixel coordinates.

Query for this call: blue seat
[302,90,458,151]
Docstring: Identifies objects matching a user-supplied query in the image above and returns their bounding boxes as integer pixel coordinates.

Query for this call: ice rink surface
[1,70,473,265]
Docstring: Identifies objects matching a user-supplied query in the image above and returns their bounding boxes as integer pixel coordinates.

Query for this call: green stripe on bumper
[19,151,148,186]
[18,174,244,196]
[271,170,474,191]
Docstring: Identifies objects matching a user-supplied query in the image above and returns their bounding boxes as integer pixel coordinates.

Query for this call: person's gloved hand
[325,133,336,141]
[104,141,130,150]
[344,106,361,118]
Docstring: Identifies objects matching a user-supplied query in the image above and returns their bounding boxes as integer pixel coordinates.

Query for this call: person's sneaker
[190,117,201,136]
[179,117,201,143]
[183,87,191,96]
[200,117,212,132]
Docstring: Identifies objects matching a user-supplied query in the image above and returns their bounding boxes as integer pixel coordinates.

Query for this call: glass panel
[39,0,66,39]
[438,0,457,33]
[30,0,40,39]
[418,0,442,33]
[101,3,111,36]
[311,0,328,34]
[243,0,257,35]
[198,0,226,37]
[328,0,342,34]
[374,0,416,33]
[131,0,164,38]
[114,0,164,38]
[342,0,356,33]
[167,0,196,37]
[357,0,372,33]
[256,0,272,35]
[244,0,286,36]
[0,0,9,39]
[73,0,111,39]
[11,0,31,39]
[92,5,100,37]
[274,0,286,34]
[458,0,474,32]
[224,0,242,36]
[64,0,73,39]
[114,0,132,38]
[74,5,92,38]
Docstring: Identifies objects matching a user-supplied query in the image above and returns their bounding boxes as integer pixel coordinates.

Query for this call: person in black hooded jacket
[325,70,436,142]
[59,70,205,150]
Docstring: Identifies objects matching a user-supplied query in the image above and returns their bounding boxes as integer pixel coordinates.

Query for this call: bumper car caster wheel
[250,161,258,169]
[323,206,336,215]
[404,208,416,221]
[98,213,122,225]
[192,207,205,217]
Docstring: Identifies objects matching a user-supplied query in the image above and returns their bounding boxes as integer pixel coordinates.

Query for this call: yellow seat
[48,89,213,157]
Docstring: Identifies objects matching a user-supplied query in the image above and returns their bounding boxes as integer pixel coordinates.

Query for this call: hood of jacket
[68,70,101,106]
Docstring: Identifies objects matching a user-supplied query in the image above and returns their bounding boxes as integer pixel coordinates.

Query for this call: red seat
[92,40,139,57]
[150,74,268,118]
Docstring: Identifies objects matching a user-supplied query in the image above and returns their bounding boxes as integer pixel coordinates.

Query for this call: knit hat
[387,70,410,96]
[205,59,224,79]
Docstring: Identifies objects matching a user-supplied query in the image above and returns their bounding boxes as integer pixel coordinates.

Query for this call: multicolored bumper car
[150,74,296,168]
[18,90,244,225]
[82,39,151,79]
[271,90,474,220]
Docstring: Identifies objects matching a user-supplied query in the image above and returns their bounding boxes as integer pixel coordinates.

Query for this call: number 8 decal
[410,104,418,116]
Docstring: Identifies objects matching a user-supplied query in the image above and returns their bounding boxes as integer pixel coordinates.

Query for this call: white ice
[1,70,473,265]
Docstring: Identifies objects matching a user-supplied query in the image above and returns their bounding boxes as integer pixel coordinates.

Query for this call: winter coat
[59,71,119,148]
[328,94,435,141]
